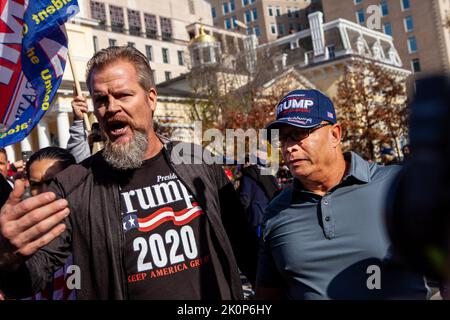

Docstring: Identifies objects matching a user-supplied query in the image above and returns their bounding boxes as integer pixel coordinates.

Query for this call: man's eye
[113,92,127,98]
[117,93,131,99]
[95,97,107,105]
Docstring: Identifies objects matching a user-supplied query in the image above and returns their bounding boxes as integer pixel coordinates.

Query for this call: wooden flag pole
[67,51,91,131]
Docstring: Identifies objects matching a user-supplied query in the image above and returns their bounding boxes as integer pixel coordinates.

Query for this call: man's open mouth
[107,120,130,137]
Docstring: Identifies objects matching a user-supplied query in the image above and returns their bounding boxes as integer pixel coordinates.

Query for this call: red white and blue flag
[0,0,79,148]
[123,203,204,233]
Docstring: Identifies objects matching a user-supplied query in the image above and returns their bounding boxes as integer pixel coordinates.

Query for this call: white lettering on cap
[277,98,314,115]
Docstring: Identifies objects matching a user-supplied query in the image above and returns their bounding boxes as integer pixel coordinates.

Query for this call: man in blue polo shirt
[256,89,428,300]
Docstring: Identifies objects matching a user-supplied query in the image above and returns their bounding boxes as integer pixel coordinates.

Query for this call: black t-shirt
[120,151,222,299]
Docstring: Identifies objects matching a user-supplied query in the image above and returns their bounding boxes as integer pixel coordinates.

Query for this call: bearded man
[0,46,257,300]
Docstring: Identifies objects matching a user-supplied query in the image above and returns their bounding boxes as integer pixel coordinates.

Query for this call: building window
[401,0,410,10]
[242,0,249,6]
[110,5,125,33]
[127,42,135,47]
[289,23,295,33]
[271,24,276,34]
[411,58,421,73]
[160,17,173,41]
[278,24,285,35]
[404,16,414,32]
[252,8,258,20]
[144,13,158,39]
[380,1,389,16]
[165,71,172,81]
[188,0,195,15]
[177,50,184,66]
[254,25,260,37]
[93,36,98,53]
[328,45,336,59]
[245,10,251,23]
[354,0,362,4]
[162,48,169,63]
[225,18,231,30]
[223,3,229,14]
[230,0,235,11]
[232,16,238,28]
[211,7,216,18]
[287,7,292,17]
[408,36,417,53]
[127,9,141,36]
[383,22,392,36]
[294,8,300,18]
[356,9,365,23]
[268,6,273,16]
[108,38,117,47]
[145,45,153,61]
[276,6,281,16]
[90,1,106,28]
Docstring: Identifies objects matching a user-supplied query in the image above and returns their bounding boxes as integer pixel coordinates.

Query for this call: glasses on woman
[277,123,332,147]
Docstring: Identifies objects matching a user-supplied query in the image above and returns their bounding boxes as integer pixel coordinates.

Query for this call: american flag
[22,255,76,300]
[123,203,204,233]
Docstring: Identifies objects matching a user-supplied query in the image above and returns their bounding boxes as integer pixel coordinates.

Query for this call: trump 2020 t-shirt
[120,151,222,299]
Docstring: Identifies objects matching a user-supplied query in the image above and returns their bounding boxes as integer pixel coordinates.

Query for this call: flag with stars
[123,214,139,232]
[0,0,79,147]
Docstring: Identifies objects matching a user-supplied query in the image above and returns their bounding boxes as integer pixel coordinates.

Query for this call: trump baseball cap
[266,89,337,130]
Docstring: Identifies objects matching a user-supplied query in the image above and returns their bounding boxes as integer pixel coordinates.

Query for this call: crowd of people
[0,46,445,300]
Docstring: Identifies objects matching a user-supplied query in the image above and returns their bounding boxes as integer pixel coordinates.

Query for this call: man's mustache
[102,116,136,131]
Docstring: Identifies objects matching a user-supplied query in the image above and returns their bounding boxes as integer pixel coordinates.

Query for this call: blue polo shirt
[257,152,428,299]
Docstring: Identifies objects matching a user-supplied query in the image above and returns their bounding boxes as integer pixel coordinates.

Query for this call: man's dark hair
[26,147,76,177]
[86,46,155,93]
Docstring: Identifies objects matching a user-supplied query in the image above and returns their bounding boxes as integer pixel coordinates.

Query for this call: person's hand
[10,160,25,180]
[0,180,69,269]
[71,94,88,121]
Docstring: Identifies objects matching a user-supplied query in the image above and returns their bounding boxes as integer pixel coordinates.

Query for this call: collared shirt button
[325,216,331,222]
[322,200,329,205]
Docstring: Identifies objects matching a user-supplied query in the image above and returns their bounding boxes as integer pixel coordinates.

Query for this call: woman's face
[28,159,63,196]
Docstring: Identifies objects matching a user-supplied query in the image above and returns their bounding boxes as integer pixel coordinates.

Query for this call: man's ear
[147,88,157,112]
[330,124,342,147]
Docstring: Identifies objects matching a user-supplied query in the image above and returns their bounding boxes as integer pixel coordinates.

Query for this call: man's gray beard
[103,130,148,170]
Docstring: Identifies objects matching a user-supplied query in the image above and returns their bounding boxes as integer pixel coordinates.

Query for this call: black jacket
[0,174,12,207]
[0,139,258,299]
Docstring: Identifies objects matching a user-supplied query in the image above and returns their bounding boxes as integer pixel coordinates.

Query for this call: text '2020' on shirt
[120,151,222,299]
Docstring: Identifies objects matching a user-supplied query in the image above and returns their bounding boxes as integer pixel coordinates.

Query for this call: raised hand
[0,179,69,269]
[71,93,88,121]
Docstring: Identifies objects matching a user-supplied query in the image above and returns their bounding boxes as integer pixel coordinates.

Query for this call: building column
[57,111,70,148]
[78,0,87,18]
[139,10,146,36]
[123,7,130,35]
[221,34,228,54]
[105,2,112,32]
[5,145,15,163]
[37,121,51,149]
[309,11,325,57]
[20,136,32,152]
[339,25,352,54]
